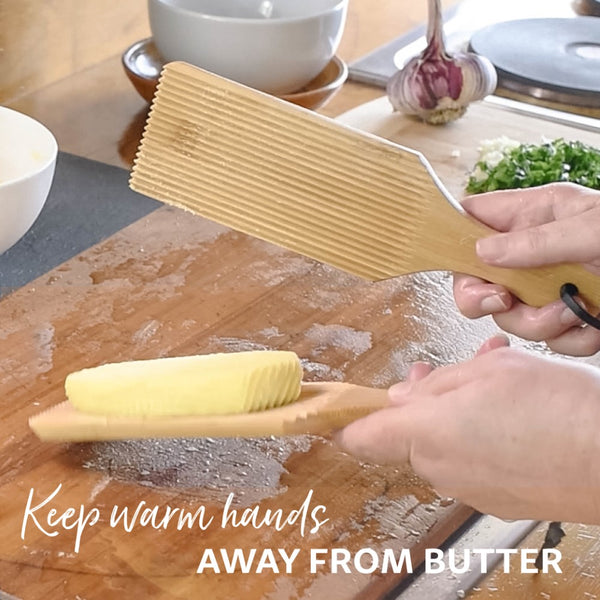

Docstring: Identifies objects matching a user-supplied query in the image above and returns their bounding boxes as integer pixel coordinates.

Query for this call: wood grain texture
[470,522,600,599]
[0,0,149,104]
[0,206,497,599]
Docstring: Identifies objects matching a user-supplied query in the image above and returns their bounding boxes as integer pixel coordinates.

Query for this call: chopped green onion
[466,138,600,194]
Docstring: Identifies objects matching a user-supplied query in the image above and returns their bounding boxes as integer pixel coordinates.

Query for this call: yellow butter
[65,351,302,417]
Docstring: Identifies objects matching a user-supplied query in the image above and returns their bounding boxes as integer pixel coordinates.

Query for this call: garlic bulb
[387,0,497,125]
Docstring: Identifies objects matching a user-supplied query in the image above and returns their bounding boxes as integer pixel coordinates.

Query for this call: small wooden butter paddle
[29,382,388,441]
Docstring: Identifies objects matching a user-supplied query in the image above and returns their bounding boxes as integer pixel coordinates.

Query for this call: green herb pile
[466,138,600,194]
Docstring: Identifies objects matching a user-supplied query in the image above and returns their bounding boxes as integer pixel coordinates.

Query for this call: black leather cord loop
[560,283,600,330]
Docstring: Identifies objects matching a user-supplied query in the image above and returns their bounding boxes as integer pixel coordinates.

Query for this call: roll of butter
[65,350,302,417]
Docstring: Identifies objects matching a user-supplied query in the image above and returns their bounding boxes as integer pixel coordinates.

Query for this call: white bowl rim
[0,106,58,188]
[149,0,348,24]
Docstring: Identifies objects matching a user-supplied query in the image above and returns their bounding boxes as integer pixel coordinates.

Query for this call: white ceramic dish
[147,0,348,94]
[0,107,57,254]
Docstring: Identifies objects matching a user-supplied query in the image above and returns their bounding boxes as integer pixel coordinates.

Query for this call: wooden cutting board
[1,97,598,600]
[337,97,600,200]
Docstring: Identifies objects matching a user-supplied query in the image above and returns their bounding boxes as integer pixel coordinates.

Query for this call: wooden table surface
[2,1,600,599]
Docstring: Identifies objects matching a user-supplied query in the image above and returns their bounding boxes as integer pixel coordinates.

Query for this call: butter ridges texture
[65,351,302,417]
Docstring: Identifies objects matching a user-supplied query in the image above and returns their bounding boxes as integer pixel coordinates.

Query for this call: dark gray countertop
[0,153,159,296]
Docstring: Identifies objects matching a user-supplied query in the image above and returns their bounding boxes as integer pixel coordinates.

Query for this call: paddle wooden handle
[414,188,600,311]
[284,383,390,434]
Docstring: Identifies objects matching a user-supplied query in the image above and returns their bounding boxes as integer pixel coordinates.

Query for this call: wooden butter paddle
[29,382,389,441]
[129,62,600,309]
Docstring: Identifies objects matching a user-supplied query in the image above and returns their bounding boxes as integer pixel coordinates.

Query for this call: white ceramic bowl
[0,107,57,254]
[148,0,348,95]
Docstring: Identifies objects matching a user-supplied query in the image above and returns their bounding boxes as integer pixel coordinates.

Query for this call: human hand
[335,340,600,524]
[454,182,600,356]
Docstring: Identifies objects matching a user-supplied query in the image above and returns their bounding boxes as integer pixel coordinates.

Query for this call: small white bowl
[148,0,348,95]
[0,107,57,254]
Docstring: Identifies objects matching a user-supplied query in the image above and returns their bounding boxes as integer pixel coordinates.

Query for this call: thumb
[476,212,600,268]
[333,407,414,466]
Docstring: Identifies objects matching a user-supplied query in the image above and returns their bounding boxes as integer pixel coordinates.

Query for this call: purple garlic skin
[387,10,497,125]
[408,39,464,110]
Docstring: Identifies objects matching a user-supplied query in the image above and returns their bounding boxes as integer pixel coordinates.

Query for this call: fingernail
[493,333,511,347]
[476,236,507,263]
[560,305,583,326]
[480,294,510,314]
